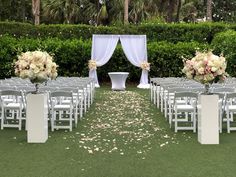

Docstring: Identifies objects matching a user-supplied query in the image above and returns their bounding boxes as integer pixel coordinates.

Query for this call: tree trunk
[32,0,40,25]
[159,0,166,15]
[206,0,212,21]
[124,0,129,24]
[175,0,181,22]
[167,0,175,22]
[22,0,26,22]
[96,0,99,25]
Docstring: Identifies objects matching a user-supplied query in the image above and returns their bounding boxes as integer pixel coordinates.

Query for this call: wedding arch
[89,34,150,89]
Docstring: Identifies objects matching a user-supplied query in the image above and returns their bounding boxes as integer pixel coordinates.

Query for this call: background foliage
[211,30,236,76]
[0,35,208,81]
[0,22,235,81]
[0,0,235,25]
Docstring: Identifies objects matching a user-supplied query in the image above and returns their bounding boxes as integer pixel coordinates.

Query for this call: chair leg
[193,111,196,133]
[153,86,156,105]
[175,111,178,133]
[1,108,5,130]
[150,84,153,101]
[1,111,4,130]
[51,110,55,132]
[80,100,83,119]
[164,99,167,118]
[219,108,222,133]
[227,109,230,133]
[161,94,163,112]
[169,105,172,127]
[17,110,22,131]
[87,92,91,108]
[84,96,87,113]
[74,106,78,128]
[156,90,160,108]
[69,109,72,131]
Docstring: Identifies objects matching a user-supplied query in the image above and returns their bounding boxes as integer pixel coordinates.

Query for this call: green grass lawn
[1,85,236,177]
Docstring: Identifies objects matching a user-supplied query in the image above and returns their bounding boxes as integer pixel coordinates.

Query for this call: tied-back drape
[120,35,149,88]
[89,34,150,89]
[89,35,119,87]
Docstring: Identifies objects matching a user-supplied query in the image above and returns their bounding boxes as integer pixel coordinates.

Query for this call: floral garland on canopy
[14,51,58,92]
[182,51,228,93]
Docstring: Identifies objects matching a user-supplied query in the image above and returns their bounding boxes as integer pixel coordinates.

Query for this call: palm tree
[80,0,97,24]
[206,0,212,21]
[43,0,80,24]
[124,0,129,24]
[96,0,108,25]
[129,0,158,23]
[32,0,40,25]
[108,0,124,24]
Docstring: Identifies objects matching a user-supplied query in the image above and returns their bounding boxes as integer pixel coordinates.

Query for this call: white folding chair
[167,87,189,126]
[172,92,198,133]
[0,90,25,130]
[225,93,236,133]
[50,91,74,131]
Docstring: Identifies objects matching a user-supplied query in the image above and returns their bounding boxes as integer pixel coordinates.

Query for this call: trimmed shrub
[148,41,209,78]
[138,22,231,43]
[212,30,236,76]
[0,22,235,43]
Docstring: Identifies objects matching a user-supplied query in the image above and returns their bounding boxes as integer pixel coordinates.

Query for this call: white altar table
[108,72,129,90]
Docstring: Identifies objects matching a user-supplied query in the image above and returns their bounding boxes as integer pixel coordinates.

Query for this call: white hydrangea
[14,51,58,83]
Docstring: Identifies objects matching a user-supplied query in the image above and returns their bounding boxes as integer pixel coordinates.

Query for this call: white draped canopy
[89,34,150,89]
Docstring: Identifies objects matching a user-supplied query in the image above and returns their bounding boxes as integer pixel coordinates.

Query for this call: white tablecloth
[108,72,129,90]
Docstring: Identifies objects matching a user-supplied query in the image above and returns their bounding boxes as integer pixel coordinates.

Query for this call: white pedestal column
[198,95,219,144]
[27,93,48,143]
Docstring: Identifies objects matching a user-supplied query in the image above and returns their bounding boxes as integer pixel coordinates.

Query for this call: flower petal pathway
[68,90,183,156]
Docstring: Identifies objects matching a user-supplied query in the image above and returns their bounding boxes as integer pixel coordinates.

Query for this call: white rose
[37,72,47,80]
[216,69,223,75]
[197,67,205,74]
[51,73,58,79]
[30,63,36,69]
[20,70,30,79]
[33,67,40,74]
[186,72,193,79]
[194,75,204,83]
[211,67,217,72]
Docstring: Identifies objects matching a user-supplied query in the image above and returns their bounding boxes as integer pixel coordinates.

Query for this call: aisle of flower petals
[64,90,190,158]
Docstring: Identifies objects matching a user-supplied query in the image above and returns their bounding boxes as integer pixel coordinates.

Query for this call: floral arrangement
[88,59,97,70]
[140,61,150,71]
[14,51,58,83]
[182,51,228,84]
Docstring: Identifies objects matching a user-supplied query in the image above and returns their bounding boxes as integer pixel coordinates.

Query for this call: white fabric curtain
[89,35,119,87]
[120,35,149,88]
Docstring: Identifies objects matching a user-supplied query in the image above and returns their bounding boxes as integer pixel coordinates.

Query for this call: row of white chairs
[0,77,95,131]
[150,77,236,133]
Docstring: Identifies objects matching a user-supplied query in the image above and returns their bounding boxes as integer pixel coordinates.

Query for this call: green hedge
[0,35,208,81]
[0,36,91,79]
[0,22,235,43]
[139,22,232,43]
[212,30,236,76]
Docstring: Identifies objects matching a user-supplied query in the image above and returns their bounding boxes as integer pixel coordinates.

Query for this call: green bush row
[0,21,235,43]
[0,35,208,82]
[212,30,236,76]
